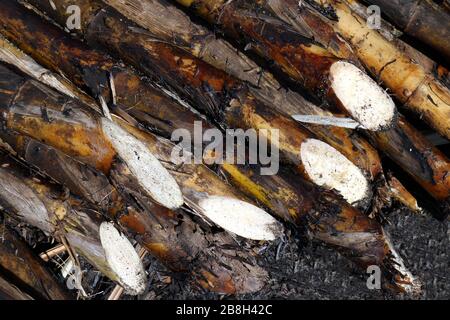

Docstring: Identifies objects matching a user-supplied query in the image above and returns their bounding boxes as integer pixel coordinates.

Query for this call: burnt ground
[3,207,448,300]
[138,208,449,300]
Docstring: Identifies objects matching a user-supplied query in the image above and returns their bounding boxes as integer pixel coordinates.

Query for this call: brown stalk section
[306,0,450,141]
[0,224,70,300]
[363,0,450,60]
[0,63,269,295]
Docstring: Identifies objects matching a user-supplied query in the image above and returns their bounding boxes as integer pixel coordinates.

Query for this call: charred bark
[172,0,397,131]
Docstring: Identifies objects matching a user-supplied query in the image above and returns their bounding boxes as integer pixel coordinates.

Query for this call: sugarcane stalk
[112,116,422,294]
[0,224,70,300]
[342,0,450,88]
[170,0,397,131]
[0,124,283,242]
[0,66,407,294]
[16,0,378,207]
[0,108,274,294]
[363,0,450,60]
[0,155,147,295]
[0,59,418,295]
[0,57,184,211]
[1,1,211,146]
[370,116,450,216]
[306,0,450,141]
[0,35,101,113]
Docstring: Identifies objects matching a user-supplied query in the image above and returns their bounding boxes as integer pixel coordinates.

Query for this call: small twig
[107,246,147,300]
[39,244,67,262]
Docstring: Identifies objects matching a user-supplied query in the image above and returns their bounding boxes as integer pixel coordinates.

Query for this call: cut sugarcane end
[330,61,396,131]
[99,222,147,295]
[198,196,283,241]
[300,139,370,205]
[101,118,184,210]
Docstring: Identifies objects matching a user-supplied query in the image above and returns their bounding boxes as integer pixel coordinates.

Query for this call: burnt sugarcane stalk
[0,70,411,293]
[240,1,450,207]
[0,154,147,295]
[114,118,421,294]
[255,0,450,215]
[0,35,101,113]
[0,62,276,293]
[306,0,450,141]
[18,0,378,207]
[102,0,384,187]
[0,1,210,146]
[0,59,419,295]
[0,224,70,300]
[171,0,397,131]
[363,0,450,60]
[0,52,416,293]
[0,57,184,211]
[0,131,273,295]
[0,125,283,242]
[370,117,450,216]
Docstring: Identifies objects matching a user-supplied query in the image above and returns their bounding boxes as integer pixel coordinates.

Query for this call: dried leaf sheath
[0,224,70,300]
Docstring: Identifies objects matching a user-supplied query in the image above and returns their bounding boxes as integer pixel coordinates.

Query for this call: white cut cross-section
[99,222,147,295]
[101,118,184,210]
[300,138,370,204]
[198,196,283,241]
[330,61,396,131]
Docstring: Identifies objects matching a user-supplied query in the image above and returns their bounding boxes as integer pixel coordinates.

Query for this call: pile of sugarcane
[0,0,448,299]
